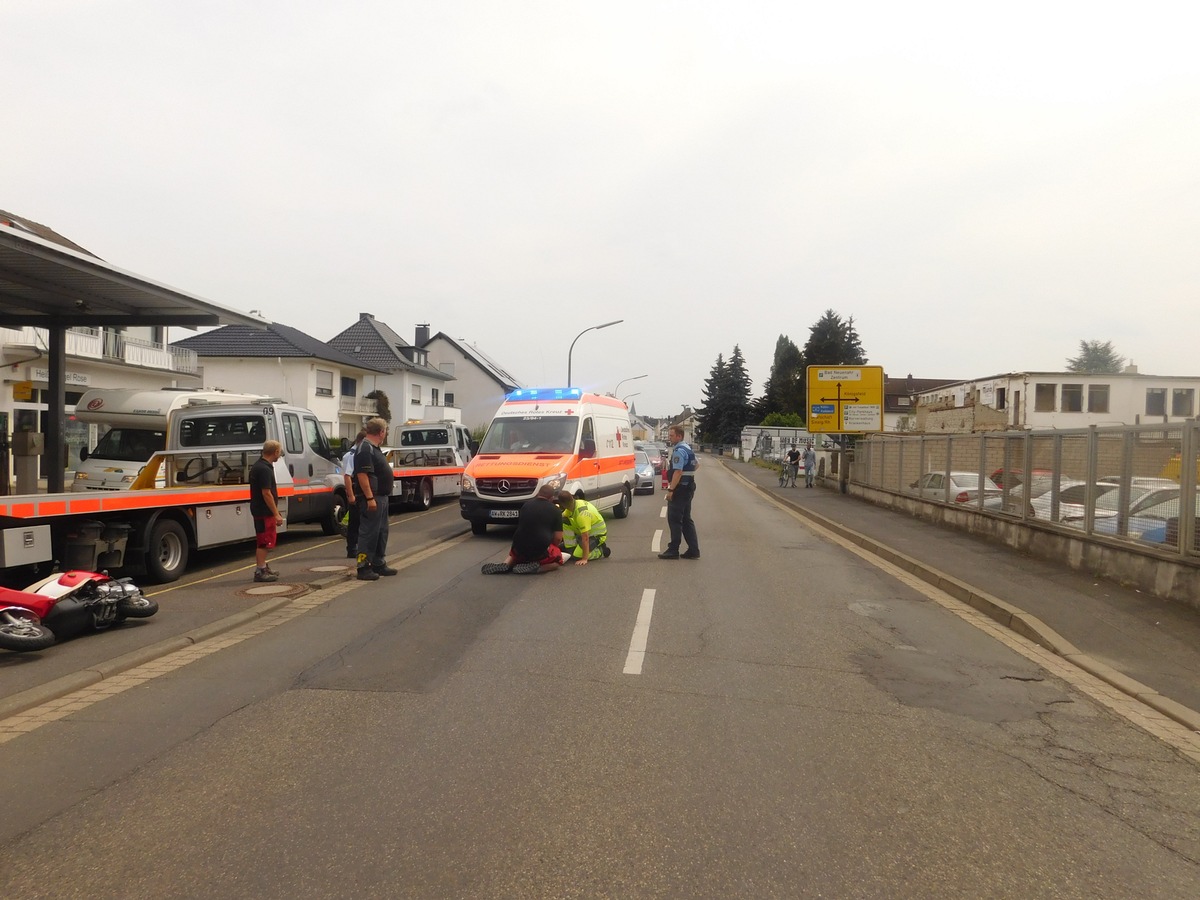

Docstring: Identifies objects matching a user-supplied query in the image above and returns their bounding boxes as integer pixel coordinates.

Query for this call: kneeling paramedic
[557,490,610,565]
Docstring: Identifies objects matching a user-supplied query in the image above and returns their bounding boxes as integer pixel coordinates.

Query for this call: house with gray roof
[418,327,526,432]
[171,321,390,440]
[327,314,458,428]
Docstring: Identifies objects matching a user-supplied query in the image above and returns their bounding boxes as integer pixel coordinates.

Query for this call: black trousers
[665,481,698,554]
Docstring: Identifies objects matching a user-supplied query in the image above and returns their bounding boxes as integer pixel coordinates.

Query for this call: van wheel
[145,519,189,583]
[471,520,487,535]
[612,485,631,519]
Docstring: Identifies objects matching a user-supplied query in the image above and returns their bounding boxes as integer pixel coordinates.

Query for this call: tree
[723,346,755,443]
[796,309,869,419]
[1065,340,1124,374]
[365,389,392,423]
[762,411,804,427]
[696,354,727,446]
[758,335,804,420]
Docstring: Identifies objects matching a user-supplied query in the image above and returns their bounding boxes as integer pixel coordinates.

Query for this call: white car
[911,472,1004,509]
[1030,481,1120,524]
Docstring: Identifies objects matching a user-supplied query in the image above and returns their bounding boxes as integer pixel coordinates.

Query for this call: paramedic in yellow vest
[556,491,611,565]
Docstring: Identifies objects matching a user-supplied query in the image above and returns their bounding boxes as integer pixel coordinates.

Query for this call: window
[302,416,330,456]
[1087,384,1109,414]
[1061,384,1083,412]
[282,413,304,454]
[411,384,421,405]
[1172,388,1195,417]
[897,396,911,407]
[340,376,356,397]
[1146,388,1167,416]
[179,415,267,448]
[315,369,333,397]
[445,392,455,407]
[431,388,439,406]
[1035,383,1056,412]
[996,388,1007,410]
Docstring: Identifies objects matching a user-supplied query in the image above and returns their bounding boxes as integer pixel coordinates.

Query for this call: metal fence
[854,423,1200,561]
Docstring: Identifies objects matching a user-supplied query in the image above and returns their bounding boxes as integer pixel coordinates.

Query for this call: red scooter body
[0,571,158,653]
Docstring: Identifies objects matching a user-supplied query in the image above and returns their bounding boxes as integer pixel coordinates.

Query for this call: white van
[71,388,266,491]
[459,388,636,534]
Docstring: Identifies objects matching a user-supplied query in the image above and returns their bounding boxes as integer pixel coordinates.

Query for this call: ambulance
[459,388,636,534]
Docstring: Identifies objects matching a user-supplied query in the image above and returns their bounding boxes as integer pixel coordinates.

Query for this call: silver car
[633,450,656,494]
[911,471,1004,509]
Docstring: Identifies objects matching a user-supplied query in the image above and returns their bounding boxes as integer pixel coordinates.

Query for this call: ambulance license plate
[491,509,520,519]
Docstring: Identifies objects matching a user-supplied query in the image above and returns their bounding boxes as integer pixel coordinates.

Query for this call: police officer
[658,424,699,560]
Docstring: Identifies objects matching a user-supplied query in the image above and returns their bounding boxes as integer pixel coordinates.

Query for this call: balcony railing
[0,326,198,375]
[338,397,379,416]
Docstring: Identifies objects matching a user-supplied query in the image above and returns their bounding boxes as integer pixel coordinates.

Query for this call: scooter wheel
[0,612,56,652]
[117,595,159,619]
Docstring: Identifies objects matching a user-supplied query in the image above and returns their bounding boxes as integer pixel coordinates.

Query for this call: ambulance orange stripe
[390,467,464,478]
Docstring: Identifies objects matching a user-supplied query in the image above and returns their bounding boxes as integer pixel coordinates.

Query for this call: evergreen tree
[1065,340,1123,374]
[723,345,755,443]
[759,335,804,420]
[797,309,869,416]
[697,354,727,445]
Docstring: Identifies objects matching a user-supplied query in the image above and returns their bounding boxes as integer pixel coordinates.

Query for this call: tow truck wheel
[323,491,349,536]
[145,519,189,583]
[412,478,434,512]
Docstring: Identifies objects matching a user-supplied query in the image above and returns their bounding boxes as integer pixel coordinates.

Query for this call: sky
[5,1,1200,417]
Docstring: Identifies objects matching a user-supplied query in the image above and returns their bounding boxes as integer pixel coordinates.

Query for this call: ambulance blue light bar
[505,387,582,401]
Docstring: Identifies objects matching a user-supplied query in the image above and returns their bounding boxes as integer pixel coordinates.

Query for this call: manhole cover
[244,583,303,596]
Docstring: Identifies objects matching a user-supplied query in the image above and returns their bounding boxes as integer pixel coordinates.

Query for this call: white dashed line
[623,588,657,675]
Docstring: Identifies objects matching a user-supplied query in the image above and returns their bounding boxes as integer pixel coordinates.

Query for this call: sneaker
[254,569,279,583]
[657,551,679,560]
[481,562,513,575]
[356,567,379,581]
[601,544,611,558]
[512,561,542,575]
[373,565,399,576]
[681,551,700,560]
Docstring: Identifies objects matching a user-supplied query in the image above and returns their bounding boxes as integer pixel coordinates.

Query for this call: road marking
[652,529,663,552]
[659,506,666,518]
[623,588,657,675]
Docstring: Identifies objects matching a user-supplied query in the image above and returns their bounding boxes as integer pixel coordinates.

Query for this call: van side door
[577,416,600,497]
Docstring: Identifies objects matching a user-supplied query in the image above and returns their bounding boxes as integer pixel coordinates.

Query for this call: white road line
[652,529,663,552]
[659,505,667,517]
[623,588,657,675]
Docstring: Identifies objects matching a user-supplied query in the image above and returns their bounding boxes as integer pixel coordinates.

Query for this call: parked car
[1123,494,1200,547]
[910,472,1004,509]
[633,450,656,494]
[989,467,1053,491]
[1030,481,1120,524]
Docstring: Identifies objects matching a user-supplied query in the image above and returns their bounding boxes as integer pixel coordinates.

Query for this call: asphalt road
[1,468,1198,898]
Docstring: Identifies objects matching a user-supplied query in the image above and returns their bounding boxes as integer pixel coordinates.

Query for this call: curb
[727,460,1200,736]
[0,529,469,723]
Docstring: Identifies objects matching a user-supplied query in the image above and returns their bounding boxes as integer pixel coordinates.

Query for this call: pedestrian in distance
[342,429,366,559]
[804,443,817,488]
[659,424,700,560]
[354,418,397,581]
[482,484,569,574]
[557,490,610,565]
[250,439,285,582]
[784,445,801,487]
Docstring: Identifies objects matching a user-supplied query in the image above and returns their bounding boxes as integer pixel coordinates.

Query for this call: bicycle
[779,461,798,488]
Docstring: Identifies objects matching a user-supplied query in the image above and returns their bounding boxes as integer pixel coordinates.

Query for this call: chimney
[415,323,430,346]
[360,312,374,321]
[1123,361,1138,374]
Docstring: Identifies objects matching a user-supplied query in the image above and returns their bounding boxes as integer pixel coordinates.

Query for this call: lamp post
[613,373,647,397]
[622,392,641,404]
[568,319,623,387]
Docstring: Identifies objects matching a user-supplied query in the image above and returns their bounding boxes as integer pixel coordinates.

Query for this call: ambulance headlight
[542,471,569,493]
[461,473,475,493]
[73,472,88,481]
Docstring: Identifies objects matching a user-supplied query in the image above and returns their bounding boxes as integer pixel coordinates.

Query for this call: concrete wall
[848,480,1200,613]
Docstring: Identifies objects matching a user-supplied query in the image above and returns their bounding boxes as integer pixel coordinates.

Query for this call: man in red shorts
[482,484,568,574]
[250,440,285,582]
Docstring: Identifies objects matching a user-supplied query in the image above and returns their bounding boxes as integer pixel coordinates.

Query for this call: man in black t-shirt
[354,418,396,581]
[250,440,284,582]
[481,484,568,575]
[784,446,801,487]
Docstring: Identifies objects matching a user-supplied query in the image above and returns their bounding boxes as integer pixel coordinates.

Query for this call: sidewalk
[723,456,1200,730]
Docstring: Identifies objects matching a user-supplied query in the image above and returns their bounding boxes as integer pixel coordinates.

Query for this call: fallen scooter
[0,570,158,653]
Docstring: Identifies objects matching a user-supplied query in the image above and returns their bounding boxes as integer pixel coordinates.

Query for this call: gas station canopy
[0,220,268,492]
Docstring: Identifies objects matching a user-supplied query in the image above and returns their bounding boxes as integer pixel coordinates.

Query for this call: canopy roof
[0,221,266,330]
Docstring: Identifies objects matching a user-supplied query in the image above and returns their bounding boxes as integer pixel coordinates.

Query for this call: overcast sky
[6,1,1199,416]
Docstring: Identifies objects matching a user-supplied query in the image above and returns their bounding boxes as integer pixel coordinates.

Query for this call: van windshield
[91,428,165,462]
[479,417,578,454]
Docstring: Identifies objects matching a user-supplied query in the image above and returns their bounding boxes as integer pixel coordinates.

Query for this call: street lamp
[568,319,623,387]
[622,392,641,404]
[613,374,648,396]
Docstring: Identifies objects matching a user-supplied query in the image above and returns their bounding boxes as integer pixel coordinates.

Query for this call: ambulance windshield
[479,417,578,454]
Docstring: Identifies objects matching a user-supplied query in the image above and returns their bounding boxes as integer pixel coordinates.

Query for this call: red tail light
[954,491,970,503]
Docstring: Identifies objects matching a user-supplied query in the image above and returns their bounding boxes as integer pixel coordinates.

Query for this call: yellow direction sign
[806,365,884,433]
